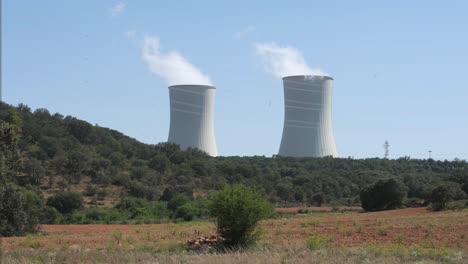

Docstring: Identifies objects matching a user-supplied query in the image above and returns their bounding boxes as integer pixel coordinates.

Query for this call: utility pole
[383,141,389,159]
[428,150,432,159]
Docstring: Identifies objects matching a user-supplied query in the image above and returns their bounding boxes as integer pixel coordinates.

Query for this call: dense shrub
[0,120,41,236]
[84,208,122,223]
[310,194,325,207]
[209,185,272,247]
[360,178,408,212]
[167,194,190,212]
[46,192,83,214]
[0,183,41,236]
[116,197,171,220]
[445,200,468,211]
[429,185,452,211]
[175,203,198,221]
[40,206,63,224]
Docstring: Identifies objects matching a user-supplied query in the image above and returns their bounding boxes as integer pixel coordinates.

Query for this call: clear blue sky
[3,0,468,160]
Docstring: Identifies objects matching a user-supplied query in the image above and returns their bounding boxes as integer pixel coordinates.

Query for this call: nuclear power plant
[278,75,337,157]
[167,85,218,156]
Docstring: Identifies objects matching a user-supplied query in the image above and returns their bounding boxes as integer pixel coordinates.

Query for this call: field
[1,208,467,263]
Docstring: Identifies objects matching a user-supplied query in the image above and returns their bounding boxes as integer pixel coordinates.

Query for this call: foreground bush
[0,121,41,236]
[0,183,40,236]
[360,178,407,212]
[209,185,272,248]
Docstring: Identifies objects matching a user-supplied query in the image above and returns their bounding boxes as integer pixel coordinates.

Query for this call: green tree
[0,183,41,236]
[167,193,190,212]
[46,192,83,214]
[175,203,198,221]
[360,178,408,212]
[430,185,452,211]
[0,121,42,236]
[0,121,21,182]
[463,182,468,196]
[311,193,325,207]
[209,185,272,248]
[5,108,23,127]
[23,158,45,185]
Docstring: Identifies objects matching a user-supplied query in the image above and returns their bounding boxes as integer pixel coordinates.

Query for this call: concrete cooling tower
[167,85,218,156]
[278,75,337,157]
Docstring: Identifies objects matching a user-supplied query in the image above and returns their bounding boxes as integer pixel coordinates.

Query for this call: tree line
[1,101,467,236]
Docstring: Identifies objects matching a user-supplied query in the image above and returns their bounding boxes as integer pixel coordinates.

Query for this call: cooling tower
[167,85,218,156]
[278,75,337,157]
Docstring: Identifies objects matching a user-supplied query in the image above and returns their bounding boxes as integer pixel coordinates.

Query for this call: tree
[23,158,45,185]
[429,184,454,211]
[167,194,190,212]
[463,182,468,196]
[5,108,23,128]
[311,194,325,207]
[209,185,272,247]
[175,203,198,221]
[360,178,407,212]
[0,121,21,182]
[0,121,42,237]
[0,183,41,236]
[46,192,83,214]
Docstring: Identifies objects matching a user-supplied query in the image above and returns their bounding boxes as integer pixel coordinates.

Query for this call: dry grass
[1,247,466,264]
[1,208,467,263]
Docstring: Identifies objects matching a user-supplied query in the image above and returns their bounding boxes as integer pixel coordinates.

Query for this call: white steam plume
[255,42,327,78]
[142,36,213,86]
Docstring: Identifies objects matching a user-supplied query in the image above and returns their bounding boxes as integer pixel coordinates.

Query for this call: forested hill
[1,101,467,206]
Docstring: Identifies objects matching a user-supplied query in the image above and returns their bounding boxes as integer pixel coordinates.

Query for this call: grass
[1,208,467,263]
[1,247,466,264]
[305,232,333,250]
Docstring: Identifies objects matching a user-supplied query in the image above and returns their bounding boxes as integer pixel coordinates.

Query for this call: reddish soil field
[275,206,362,213]
[263,208,468,248]
[1,208,467,251]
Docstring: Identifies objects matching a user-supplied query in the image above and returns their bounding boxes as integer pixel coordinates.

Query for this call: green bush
[40,206,63,224]
[209,185,272,248]
[46,191,83,214]
[0,183,41,236]
[116,197,171,220]
[430,185,452,211]
[360,178,408,212]
[84,208,122,223]
[445,200,468,211]
[175,203,198,221]
[65,211,86,224]
[167,194,190,212]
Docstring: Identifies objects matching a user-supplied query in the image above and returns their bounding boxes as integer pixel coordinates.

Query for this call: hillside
[1,101,467,210]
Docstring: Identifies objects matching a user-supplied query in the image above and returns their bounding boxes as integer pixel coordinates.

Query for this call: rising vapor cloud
[255,42,326,78]
[110,2,125,17]
[142,36,213,86]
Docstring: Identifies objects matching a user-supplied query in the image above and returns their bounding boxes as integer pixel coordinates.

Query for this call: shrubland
[1,101,468,236]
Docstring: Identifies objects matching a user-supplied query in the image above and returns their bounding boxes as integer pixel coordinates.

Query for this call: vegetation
[2,208,467,263]
[360,178,408,212]
[1,101,468,235]
[425,181,467,211]
[209,185,272,247]
[0,121,41,236]
[46,192,83,214]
